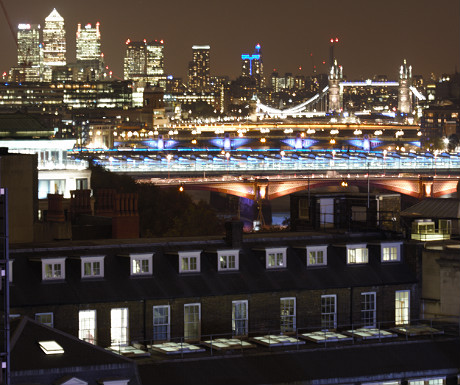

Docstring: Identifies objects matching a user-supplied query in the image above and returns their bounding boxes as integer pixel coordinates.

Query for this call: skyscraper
[188,45,210,92]
[17,24,41,67]
[42,8,66,81]
[123,39,164,81]
[76,22,101,62]
[15,23,42,81]
[241,43,264,88]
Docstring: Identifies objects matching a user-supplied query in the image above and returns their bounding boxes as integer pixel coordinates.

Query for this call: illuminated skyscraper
[398,59,412,114]
[123,39,164,80]
[241,43,264,88]
[17,24,41,67]
[188,45,210,92]
[42,9,66,68]
[76,22,101,62]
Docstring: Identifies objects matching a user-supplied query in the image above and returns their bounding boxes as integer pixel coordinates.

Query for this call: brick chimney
[112,192,139,239]
[46,194,65,222]
[225,220,244,248]
[69,189,92,221]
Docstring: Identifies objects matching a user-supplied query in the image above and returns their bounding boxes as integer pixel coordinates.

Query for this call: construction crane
[0,0,17,46]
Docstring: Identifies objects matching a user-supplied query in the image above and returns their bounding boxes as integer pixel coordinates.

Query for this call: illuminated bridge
[82,149,460,199]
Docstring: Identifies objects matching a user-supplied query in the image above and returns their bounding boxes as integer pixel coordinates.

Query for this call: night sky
[0,0,459,81]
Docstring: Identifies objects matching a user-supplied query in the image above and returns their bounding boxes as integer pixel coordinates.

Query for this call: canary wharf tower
[42,8,66,79]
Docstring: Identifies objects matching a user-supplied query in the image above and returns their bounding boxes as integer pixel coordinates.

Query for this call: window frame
[217,250,239,272]
[110,307,129,346]
[153,305,170,342]
[130,253,153,276]
[179,251,201,273]
[381,242,401,262]
[232,300,249,337]
[79,309,97,344]
[346,244,368,264]
[280,297,296,333]
[306,245,328,267]
[35,312,54,327]
[361,291,376,328]
[395,290,410,326]
[321,294,337,330]
[184,303,201,341]
[265,247,287,269]
[42,258,66,281]
[81,256,105,279]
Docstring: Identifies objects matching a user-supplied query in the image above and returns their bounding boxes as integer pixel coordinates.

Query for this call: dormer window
[217,250,239,271]
[347,244,368,264]
[81,256,105,278]
[381,242,401,262]
[179,251,201,273]
[130,253,153,276]
[306,246,327,267]
[42,258,66,280]
[266,248,287,269]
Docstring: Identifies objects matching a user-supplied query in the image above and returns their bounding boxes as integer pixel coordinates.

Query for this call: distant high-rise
[17,24,41,67]
[124,39,164,81]
[188,45,210,92]
[241,44,264,88]
[398,59,412,114]
[76,22,101,62]
[42,9,66,68]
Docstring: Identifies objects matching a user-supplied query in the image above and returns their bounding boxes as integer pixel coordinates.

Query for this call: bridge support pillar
[419,177,433,198]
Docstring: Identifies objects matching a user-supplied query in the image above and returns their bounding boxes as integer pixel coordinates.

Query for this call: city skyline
[0,0,459,81]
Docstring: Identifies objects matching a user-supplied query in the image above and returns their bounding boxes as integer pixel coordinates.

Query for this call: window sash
[280,298,296,332]
[153,305,170,341]
[347,247,368,264]
[361,292,376,327]
[267,252,285,267]
[132,258,150,274]
[111,308,129,346]
[232,301,248,336]
[395,290,410,325]
[79,310,96,344]
[184,304,200,340]
[44,263,62,279]
[219,254,236,270]
[382,245,399,261]
[35,312,53,327]
[321,295,337,330]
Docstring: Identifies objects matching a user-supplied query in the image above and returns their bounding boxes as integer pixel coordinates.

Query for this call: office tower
[188,45,210,92]
[241,43,264,88]
[42,9,66,68]
[123,39,164,80]
[76,22,101,62]
[17,24,41,67]
[398,59,412,114]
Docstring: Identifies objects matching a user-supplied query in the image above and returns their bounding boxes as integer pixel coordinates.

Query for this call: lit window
[130,253,152,276]
[153,305,170,342]
[111,308,129,346]
[232,300,248,336]
[361,292,376,327]
[179,251,201,273]
[79,310,96,344]
[184,303,201,341]
[42,258,66,280]
[217,250,239,271]
[381,243,401,262]
[8,260,13,283]
[298,198,309,219]
[280,297,296,333]
[306,246,327,266]
[81,256,104,278]
[266,247,287,269]
[35,312,54,327]
[38,340,64,355]
[321,295,337,330]
[395,290,410,325]
[347,244,368,264]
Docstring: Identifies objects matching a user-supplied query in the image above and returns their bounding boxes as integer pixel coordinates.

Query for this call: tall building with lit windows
[76,22,101,62]
[241,43,264,88]
[17,24,41,67]
[13,23,42,81]
[42,9,66,67]
[188,45,210,92]
[123,39,164,81]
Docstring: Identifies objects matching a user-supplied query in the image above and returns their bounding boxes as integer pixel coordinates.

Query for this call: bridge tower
[328,60,343,113]
[398,59,412,114]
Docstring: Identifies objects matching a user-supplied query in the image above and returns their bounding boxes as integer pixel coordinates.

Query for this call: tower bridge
[256,60,425,118]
